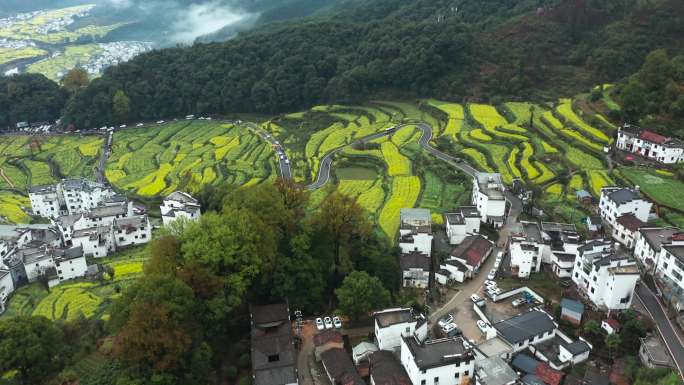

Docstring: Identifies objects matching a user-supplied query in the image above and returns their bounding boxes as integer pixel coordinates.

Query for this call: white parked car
[477,320,489,333]
[512,298,527,308]
[487,270,497,280]
[333,316,342,329]
[438,314,454,328]
[470,294,483,303]
[324,316,333,329]
[284,159,290,164]
[136,123,143,127]
[315,317,324,331]
[488,287,503,295]
[119,124,126,128]
[442,322,458,334]
[156,120,165,124]
[484,280,497,288]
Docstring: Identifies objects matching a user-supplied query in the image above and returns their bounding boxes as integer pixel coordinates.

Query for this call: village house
[369,350,411,385]
[439,234,494,282]
[611,213,646,249]
[374,308,426,352]
[493,310,557,353]
[654,243,684,310]
[399,251,430,288]
[400,335,475,385]
[559,298,584,325]
[599,186,652,227]
[634,227,683,272]
[474,356,518,385]
[398,208,433,256]
[249,303,298,385]
[320,348,364,385]
[601,319,621,335]
[472,173,507,228]
[16,245,87,287]
[160,191,202,226]
[509,222,543,278]
[112,215,151,248]
[616,124,684,164]
[444,205,481,245]
[29,178,117,218]
[0,269,14,313]
[571,240,640,310]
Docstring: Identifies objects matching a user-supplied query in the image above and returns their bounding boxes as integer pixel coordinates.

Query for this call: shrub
[238,354,250,369]
[226,366,238,380]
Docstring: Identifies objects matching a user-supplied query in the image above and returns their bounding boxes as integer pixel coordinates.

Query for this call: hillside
[55,0,684,131]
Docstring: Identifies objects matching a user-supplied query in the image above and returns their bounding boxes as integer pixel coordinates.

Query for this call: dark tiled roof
[314,330,343,346]
[607,188,641,205]
[369,350,411,385]
[321,348,365,385]
[512,354,540,374]
[400,251,430,271]
[251,303,289,326]
[564,340,590,355]
[664,245,684,262]
[250,303,297,385]
[165,191,198,204]
[444,259,468,272]
[451,235,493,267]
[639,227,681,252]
[616,213,645,232]
[403,336,472,370]
[494,311,556,345]
[375,308,413,328]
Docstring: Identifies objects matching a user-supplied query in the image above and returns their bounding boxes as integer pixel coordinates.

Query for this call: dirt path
[0,168,15,189]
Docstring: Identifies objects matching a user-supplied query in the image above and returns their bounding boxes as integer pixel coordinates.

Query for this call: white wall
[399,231,433,256]
[400,338,474,385]
[509,241,541,278]
[376,319,416,352]
[24,257,55,282]
[55,256,88,281]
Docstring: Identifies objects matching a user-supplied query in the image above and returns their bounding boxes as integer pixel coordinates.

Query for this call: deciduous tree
[336,271,390,321]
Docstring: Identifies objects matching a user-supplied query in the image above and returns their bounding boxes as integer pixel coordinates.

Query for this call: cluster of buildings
[78,41,154,78]
[0,178,201,313]
[616,124,684,164]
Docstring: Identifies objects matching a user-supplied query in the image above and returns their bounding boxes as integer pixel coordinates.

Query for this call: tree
[605,333,621,358]
[112,90,131,122]
[111,274,199,373]
[0,316,65,385]
[335,271,390,321]
[583,319,601,335]
[61,68,89,94]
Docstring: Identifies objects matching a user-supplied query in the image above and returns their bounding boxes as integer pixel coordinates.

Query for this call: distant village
[0,178,201,313]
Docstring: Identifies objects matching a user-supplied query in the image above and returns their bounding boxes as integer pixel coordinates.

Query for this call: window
[267,354,279,362]
[433,378,439,385]
[421,381,426,385]
[464,370,469,376]
[590,287,595,293]
[455,372,460,378]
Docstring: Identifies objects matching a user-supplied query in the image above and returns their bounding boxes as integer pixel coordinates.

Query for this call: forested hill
[11,0,684,130]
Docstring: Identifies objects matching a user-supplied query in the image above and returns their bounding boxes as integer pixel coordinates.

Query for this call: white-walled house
[654,244,684,310]
[113,215,151,248]
[444,206,481,245]
[72,226,114,258]
[374,308,419,352]
[400,251,430,288]
[18,245,87,286]
[509,222,543,278]
[634,227,683,272]
[401,335,475,385]
[161,191,201,226]
[472,173,507,228]
[53,247,88,282]
[399,208,433,256]
[29,178,117,218]
[571,240,640,310]
[494,310,557,353]
[599,186,652,226]
[616,124,684,164]
[439,235,494,283]
[612,213,646,249]
[0,269,15,313]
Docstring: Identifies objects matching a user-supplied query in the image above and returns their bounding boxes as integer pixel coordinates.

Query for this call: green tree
[61,68,89,94]
[112,90,131,122]
[110,274,199,373]
[336,271,390,321]
[0,316,65,385]
[605,333,621,358]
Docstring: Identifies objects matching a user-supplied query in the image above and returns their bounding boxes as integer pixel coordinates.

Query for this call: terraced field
[106,121,277,197]
[0,135,104,223]
[2,246,148,321]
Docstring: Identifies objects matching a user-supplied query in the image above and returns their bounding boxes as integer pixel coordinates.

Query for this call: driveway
[635,284,684,378]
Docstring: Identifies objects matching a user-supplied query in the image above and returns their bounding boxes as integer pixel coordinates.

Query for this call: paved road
[635,284,684,378]
[96,130,113,184]
[242,122,292,179]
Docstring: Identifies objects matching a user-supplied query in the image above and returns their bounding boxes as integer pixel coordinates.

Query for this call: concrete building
[249,303,298,385]
[509,222,543,278]
[599,186,652,227]
[634,227,683,272]
[639,334,675,369]
[444,206,481,245]
[161,191,201,226]
[472,173,507,228]
[493,310,557,353]
[29,178,117,218]
[112,215,151,248]
[571,240,640,310]
[374,308,421,352]
[474,356,518,385]
[0,269,15,313]
[616,124,684,164]
[399,208,433,256]
[399,251,430,288]
[440,235,494,282]
[400,335,475,385]
[612,213,645,249]
[654,243,684,310]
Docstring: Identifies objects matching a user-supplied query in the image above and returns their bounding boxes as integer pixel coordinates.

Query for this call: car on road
[136,123,143,127]
[324,316,333,329]
[119,124,126,128]
[285,159,290,164]
[156,120,165,124]
[315,317,324,331]
[496,251,503,261]
[443,322,459,335]
[476,320,489,333]
[333,316,342,329]
[280,155,285,160]
[438,314,454,328]
[471,294,483,303]
[487,270,497,280]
